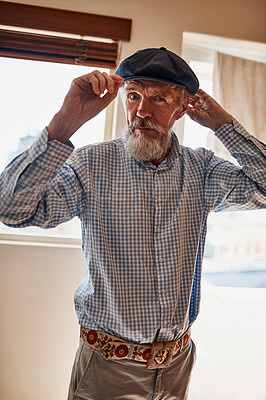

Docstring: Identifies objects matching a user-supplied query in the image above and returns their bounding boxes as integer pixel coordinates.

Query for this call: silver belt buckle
[146,341,178,369]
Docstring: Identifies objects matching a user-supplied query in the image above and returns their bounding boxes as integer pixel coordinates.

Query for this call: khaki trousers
[67,338,196,400]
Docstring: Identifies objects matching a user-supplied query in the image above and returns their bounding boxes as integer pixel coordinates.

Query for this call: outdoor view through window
[183,62,266,290]
[1,57,265,289]
[0,57,108,238]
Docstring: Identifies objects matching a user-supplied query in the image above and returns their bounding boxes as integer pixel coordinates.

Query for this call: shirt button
[162,289,166,294]
[159,257,164,263]
[229,132,234,137]
[156,227,161,233]
[157,197,161,203]
[40,145,46,151]
[50,151,56,157]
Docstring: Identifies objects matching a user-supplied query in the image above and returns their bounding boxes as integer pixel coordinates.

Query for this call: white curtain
[210,52,266,160]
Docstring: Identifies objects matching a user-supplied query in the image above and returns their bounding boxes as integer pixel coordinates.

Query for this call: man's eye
[154,96,165,102]
[128,93,139,100]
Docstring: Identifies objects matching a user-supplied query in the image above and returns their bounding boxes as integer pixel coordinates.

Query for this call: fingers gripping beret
[115,47,199,95]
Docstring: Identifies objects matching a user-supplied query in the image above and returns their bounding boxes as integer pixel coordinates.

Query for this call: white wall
[0,242,86,400]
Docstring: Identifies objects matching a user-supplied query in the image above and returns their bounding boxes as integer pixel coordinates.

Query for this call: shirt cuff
[28,127,74,168]
[214,118,266,156]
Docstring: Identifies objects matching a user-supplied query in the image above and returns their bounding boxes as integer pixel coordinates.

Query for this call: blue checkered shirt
[0,119,265,343]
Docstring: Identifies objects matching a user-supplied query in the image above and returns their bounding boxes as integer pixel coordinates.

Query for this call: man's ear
[175,97,189,120]
[180,97,190,117]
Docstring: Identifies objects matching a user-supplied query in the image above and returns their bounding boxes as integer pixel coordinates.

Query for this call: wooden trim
[0,29,118,68]
[0,1,131,41]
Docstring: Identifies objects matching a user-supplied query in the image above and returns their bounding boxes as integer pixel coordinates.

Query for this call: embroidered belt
[80,326,191,369]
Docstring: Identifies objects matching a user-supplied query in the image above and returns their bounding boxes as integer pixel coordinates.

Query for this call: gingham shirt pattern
[1,119,265,344]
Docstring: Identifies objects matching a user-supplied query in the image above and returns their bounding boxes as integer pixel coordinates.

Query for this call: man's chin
[122,127,171,162]
[132,128,164,140]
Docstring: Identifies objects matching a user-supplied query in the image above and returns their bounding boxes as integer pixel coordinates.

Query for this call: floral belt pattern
[80,326,191,369]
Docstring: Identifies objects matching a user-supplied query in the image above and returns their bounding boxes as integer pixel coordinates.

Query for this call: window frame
[0,2,131,243]
[181,32,266,289]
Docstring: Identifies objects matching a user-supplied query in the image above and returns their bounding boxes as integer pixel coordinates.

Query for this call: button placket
[153,170,171,338]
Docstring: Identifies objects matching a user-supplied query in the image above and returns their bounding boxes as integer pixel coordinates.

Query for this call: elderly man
[0,48,265,400]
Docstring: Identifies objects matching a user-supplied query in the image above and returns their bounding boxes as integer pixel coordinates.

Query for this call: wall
[1,0,266,399]
[0,242,86,400]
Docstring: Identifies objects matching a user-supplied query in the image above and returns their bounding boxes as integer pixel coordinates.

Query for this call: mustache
[128,119,164,134]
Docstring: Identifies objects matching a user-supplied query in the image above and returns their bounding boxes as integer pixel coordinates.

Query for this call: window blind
[0,1,132,68]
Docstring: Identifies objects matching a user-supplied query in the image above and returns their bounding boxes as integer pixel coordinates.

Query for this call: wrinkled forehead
[124,79,180,97]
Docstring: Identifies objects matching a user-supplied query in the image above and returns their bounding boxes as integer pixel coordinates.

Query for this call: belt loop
[128,342,135,360]
[180,334,184,352]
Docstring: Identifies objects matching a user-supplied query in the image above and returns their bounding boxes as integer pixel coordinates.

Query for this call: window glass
[0,57,109,238]
[183,60,266,288]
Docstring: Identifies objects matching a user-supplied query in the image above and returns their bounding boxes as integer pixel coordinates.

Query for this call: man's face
[124,80,187,136]
[122,80,188,163]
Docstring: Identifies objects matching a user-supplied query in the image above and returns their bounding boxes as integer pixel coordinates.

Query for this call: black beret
[115,47,199,95]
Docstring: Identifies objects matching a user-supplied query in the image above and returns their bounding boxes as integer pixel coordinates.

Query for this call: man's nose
[136,99,152,119]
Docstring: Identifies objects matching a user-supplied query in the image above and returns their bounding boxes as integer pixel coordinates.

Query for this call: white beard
[122,120,171,162]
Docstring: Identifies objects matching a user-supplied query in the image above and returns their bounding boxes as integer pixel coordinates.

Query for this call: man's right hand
[47,71,124,143]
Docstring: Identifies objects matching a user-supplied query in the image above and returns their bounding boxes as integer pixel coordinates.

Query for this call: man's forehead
[124,79,180,97]
[124,79,177,95]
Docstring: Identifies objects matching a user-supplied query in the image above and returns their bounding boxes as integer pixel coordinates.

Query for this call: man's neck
[148,153,167,167]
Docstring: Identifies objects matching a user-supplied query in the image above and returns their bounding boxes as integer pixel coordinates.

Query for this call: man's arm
[187,89,266,211]
[0,71,124,226]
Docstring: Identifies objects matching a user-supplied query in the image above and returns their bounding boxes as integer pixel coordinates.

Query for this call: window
[181,33,266,288]
[0,57,109,239]
[0,2,131,241]
[0,1,131,67]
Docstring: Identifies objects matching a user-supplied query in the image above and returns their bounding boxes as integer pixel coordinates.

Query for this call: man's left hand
[186,89,232,131]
